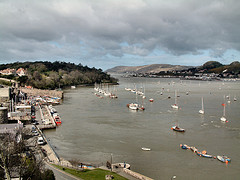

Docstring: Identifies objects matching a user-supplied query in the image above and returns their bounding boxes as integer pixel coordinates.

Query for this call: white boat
[125,87,132,91]
[199,97,204,114]
[220,103,227,122]
[233,96,237,101]
[104,91,111,97]
[128,103,139,110]
[171,125,185,132]
[71,85,76,89]
[171,90,179,109]
[217,155,231,163]
[149,98,154,102]
[141,147,151,151]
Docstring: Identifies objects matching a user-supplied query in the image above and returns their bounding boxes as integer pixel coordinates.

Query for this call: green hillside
[0,61,118,89]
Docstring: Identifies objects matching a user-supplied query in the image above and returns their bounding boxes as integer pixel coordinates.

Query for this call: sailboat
[171,90,179,109]
[220,103,228,122]
[233,96,237,101]
[171,117,185,132]
[127,103,139,110]
[127,90,139,110]
[199,97,204,114]
[171,112,185,132]
[139,96,145,110]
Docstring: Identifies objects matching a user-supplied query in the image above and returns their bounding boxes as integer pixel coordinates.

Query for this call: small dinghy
[180,144,190,149]
[190,146,198,153]
[171,126,185,132]
[149,98,154,102]
[197,150,213,158]
[217,155,231,163]
[141,147,151,151]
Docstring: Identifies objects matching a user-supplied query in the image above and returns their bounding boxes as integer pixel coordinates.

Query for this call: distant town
[107,61,240,81]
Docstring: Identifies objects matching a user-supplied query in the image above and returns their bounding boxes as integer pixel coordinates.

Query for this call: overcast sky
[1,0,240,70]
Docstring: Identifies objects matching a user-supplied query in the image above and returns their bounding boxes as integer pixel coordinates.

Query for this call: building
[0,68,16,76]
[16,68,27,76]
[0,68,27,77]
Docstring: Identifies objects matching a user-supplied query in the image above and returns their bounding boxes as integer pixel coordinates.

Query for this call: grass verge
[52,164,128,180]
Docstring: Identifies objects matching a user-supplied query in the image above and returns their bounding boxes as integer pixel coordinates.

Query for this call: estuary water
[44,77,240,180]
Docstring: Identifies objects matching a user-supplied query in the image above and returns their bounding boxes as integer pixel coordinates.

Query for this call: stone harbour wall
[123,168,154,180]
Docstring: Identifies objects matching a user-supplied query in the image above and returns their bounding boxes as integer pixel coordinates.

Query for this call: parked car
[37,137,46,145]
[32,130,39,136]
[32,121,39,125]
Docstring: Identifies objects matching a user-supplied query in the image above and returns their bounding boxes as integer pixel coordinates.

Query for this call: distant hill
[106,64,193,74]
[199,61,240,74]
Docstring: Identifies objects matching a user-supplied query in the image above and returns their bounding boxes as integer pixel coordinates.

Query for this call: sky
[0,0,240,70]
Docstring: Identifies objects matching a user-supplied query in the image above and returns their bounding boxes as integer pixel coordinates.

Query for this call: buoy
[180,144,182,147]
[171,128,173,130]
[226,161,228,164]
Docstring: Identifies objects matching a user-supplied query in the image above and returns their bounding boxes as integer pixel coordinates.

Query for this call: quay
[37,105,56,130]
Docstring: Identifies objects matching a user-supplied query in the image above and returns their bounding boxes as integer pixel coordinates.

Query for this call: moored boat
[127,103,139,110]
[190,146,198,153]
[220,103,228,122]
[180,144,190,149]
[217,155,231,163]
[199,97,204,114]
[139,106,145,111]
[52,113,62,125]
[171,90,179,109]
[141,147,151,151]
[196,150,213,158]
[171,125,185,132]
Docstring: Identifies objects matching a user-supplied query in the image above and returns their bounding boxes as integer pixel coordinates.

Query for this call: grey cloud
[0,0,240,63]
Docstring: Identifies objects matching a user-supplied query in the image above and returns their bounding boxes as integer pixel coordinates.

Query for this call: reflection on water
[44,77,240,179]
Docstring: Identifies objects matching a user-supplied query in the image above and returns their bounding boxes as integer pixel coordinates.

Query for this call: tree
[0,129,55,180]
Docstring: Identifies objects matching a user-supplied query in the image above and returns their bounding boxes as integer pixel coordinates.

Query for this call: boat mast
[175,90,177,105]
[223,104,226,117]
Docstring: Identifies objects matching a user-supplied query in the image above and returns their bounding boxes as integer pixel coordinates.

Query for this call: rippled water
[44,77,240,179]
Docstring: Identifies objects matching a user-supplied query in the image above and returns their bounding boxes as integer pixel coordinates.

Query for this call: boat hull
[217,155,231,163]
[172,126,185,132]
[197,152,213,158]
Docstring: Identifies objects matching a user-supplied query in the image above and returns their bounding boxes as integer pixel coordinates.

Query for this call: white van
[37,137,46,145]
